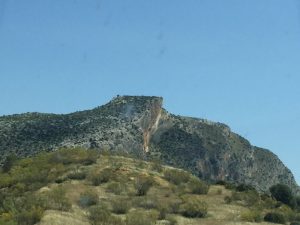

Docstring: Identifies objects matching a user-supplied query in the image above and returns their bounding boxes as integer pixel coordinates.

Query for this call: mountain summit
[0,95,298,193]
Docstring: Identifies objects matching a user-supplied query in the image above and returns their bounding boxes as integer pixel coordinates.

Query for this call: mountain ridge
[0,95,298,194]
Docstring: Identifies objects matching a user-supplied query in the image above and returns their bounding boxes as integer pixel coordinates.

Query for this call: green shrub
[166,215,177,225]
[187,177,209,195]
[241,210,262,222]
[261,194,278,209]
[0,191,46,225]
[151,160,163,172]
[49,148,98,165]
[180,197,208,218]
[67,171,86,180]
[125,210,158,225]
[291,222,300,225]
[0,174,14,188]
[15,207,44,225]
[2,154,18,173]
[42,186,71,211]
[295,196,300,210]
[224,182,236,190]
[55,176,66,184]
[78,190,99,208]
[164,169,190,185]
[88,205,124,225]
[236,184,255,192]
[217,189,222,195]
[0,218,15,225]
[132,196,158,209]
[270,184,294,208]
[215,180,227,185]
[90,168,113,186]
[135,175,154,196]
[89,205,110,224]
[81,152,98,165]
[224,196,232,204]
[106,182,126,195]
[264,212,286,224]
[276,204,296,222]
[229,190,260,207]
[168,199,182,214]
[157,204,168,220]
[293,214,300,222]
[111,197,131,214]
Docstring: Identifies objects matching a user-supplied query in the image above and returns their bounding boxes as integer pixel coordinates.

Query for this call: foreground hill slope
[0,95,298,193]
[1,149,299,225]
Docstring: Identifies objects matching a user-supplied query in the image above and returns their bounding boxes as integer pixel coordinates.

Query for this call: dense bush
[0,192,46,225]
[135,175,154,196]
[106,182,126,195]
[264,212,286,224]
[228,190,260,207]
[164,169,190,185]
[2,154,18,173]
[78,190,99,208]
[49,148,98,165]
[1,148,97,192]
[125,210,158,225]
[270,184,294,207]
[187,177,209,195]
[42,187,71,211]
[150,160,163,172]
[166,215,177,225]
[90,168,113,186]
[291,222,300,225]
[224,196,232,204]
[236,184,255,192]
[241,210,262,222]
[224,182,237,190]
[180,196,208,218]
[215,180,227,185]
[89,205,124,225]
[292,214,300,222]
[295,196,300,210]
[15,207,44,225]
[0,173,13,188]
[132,196,158,209]
[111,197,131,214]
[67,171,86,180]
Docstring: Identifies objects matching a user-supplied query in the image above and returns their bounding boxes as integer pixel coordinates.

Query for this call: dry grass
[38,210,89,225]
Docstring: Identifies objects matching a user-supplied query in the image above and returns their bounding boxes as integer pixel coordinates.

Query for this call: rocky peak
[104,95,163,152]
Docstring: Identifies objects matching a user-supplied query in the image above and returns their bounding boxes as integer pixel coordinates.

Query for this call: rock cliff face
[0,95,298,193]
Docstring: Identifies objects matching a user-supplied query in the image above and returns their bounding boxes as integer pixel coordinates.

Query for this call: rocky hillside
[1,148,299,225]
[0,95,298,193]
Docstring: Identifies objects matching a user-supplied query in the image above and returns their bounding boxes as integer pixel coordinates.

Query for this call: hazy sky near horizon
[0,0,300,184]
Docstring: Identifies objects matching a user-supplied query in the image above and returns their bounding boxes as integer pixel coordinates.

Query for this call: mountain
[0,95,298,193]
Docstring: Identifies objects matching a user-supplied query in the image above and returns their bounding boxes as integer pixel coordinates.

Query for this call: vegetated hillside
[0,95,298,194]
[1,148,300,225]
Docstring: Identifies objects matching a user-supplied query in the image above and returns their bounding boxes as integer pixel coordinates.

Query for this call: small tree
[270,184,294,207]
[180,197,208,218]
[264,212,286,224]
[135,175,154,196]
[2,154,18,173]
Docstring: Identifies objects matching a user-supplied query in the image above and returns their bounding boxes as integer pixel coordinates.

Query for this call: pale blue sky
[0,0,299,183]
